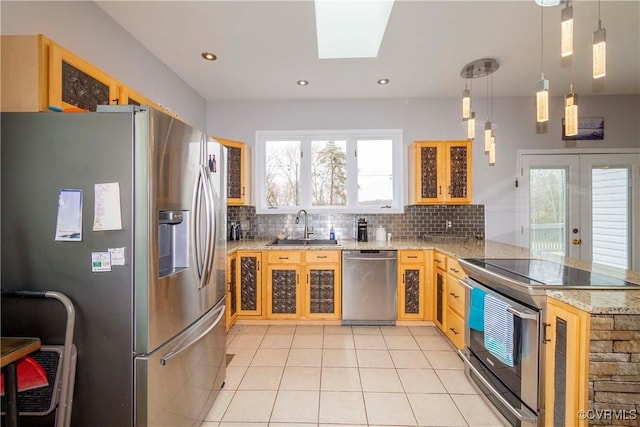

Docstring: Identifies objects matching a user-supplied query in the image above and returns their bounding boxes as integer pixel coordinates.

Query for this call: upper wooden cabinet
[1,34,119,112]
[2,34,51,112]
[213,137,252,206]
[1,34,176,117]
[409,140,472,204]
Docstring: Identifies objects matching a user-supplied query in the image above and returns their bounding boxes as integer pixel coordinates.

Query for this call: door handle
[161,305,225,365]
[572,239,582,245]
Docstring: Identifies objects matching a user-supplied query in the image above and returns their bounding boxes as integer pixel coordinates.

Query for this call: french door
[519,151,640,270]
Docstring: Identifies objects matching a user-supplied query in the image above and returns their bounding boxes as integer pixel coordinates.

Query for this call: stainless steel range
[457,258,640,427]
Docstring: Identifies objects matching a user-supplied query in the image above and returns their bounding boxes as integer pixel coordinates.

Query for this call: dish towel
[483,293,515,367]
[468,287,486,332]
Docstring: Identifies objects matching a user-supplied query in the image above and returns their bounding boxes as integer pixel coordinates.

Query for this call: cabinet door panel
[267,265,301,319]
[445,142,472,203]
[237,252,262,316]
[49,44,117,111]
[308,268,335,314]
[420,145,441,200]
[305,262,341,320]
[434,269,446,331]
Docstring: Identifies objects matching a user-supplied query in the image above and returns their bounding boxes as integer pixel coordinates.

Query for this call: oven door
[460,278,539,427]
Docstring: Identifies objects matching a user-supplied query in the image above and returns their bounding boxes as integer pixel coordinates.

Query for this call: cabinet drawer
[447,277,466,316]
[446,307,465,350]
[267,251,302,264]
[400,250,424,263]
[447,257,466,279]
[305,250,340,263]
[434,252,447,270]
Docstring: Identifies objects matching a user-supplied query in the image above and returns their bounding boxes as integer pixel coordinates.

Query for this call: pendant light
[460,58,499,165]
[462,81,471,120]
[561,1,573,58]
[564,36,578,138]
[593,0,606,79]
[488,135,496,165]
[565,90,578,136]
[467,112,476,140]
[536,4,550,123]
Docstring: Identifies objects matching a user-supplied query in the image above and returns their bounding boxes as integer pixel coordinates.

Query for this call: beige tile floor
[201,324,509,427]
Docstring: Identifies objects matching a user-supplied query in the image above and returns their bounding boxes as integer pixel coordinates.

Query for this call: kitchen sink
[267,238,341,246]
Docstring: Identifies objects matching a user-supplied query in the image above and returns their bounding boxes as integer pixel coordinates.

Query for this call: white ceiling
[96,0,639,101]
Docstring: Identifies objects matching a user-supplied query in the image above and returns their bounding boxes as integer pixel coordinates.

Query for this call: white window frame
[255,129,404,214]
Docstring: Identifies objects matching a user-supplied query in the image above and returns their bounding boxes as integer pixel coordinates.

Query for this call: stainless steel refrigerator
[1,106,227,427]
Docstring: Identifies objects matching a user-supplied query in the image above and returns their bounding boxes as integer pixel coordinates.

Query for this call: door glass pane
[592,168,629,268]
[530,168,567,256]
[357,139,393,206]
[265,140,301,208]
[311,140,347,206]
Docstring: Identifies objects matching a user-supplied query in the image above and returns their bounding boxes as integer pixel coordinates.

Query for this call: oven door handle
[507,306,538,321]
[458,278,474,290]
[458,350,538,423]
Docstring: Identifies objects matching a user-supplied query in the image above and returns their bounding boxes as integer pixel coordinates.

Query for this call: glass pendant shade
[564,93,579,136]
[536,78,550,122]
[484,121,492,152]
[462,89,471,119]
[593,27,606,79]
[467,112,476,139]
[561,3,573,57]
[488,136,496,165]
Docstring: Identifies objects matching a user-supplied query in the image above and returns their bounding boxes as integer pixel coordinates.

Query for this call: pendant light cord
[485,72,489,121]
[540,4,545,79]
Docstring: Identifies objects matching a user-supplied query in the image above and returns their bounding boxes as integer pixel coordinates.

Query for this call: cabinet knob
[449,327,459,335]
[449,292,459,299]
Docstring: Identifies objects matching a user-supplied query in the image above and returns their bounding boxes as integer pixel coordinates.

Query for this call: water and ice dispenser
[158,210,189,277]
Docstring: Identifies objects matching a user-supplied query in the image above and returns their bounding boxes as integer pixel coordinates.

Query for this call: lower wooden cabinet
[432,252,467,349]
[265,250,341,320]
[398,250,426,320]
[305,251,341,320]
[267,254,302,319]
[544,298,590,427]
[433,254,447,332]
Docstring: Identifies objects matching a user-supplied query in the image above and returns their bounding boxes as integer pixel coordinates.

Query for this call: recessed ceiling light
[201,52,217,61]
[377,78,390,85]
[297,80,309,86]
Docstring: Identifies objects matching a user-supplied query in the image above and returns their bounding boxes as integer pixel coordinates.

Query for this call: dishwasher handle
[344,256,397,261]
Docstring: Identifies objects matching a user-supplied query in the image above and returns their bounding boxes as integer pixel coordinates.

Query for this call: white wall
[1,1,207,129]
[207,95,640,245]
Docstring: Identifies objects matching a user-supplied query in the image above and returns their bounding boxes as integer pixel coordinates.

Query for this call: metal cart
[1,290,77,427]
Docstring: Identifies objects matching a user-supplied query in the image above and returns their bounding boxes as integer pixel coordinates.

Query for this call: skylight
[314,0,394,59]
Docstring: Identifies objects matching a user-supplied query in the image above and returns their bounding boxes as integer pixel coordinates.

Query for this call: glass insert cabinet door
[520,152,639,270]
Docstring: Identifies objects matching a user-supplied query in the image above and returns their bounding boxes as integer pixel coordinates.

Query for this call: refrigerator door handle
[160,304,225,366]
[202,157,216,284]
[191,165,213,289]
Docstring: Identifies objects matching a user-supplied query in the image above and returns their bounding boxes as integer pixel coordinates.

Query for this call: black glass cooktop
[462,258,640,289]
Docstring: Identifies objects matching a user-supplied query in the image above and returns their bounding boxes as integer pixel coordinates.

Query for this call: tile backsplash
[227,205,485,241]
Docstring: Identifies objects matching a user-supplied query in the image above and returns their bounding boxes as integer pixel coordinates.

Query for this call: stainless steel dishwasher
[341,250,398,325]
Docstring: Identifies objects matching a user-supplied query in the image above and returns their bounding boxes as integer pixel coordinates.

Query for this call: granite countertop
[226,238,640,314]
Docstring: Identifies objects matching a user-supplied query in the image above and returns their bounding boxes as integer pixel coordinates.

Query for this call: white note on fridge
[93,182,122,231]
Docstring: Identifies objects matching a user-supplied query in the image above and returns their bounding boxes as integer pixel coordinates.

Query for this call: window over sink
[256,129,403,214]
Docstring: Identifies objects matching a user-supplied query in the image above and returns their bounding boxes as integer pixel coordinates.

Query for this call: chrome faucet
[295,209,313,239]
